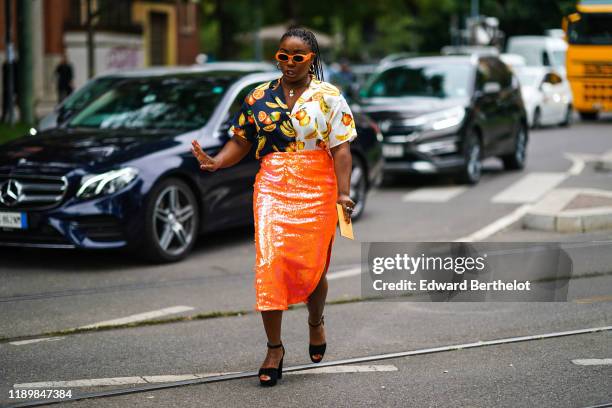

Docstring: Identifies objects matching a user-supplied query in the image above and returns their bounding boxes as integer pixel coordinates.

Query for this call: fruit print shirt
[229,75,357,159]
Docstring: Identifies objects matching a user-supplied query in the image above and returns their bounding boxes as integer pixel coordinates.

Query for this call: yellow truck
[563,0,612,120]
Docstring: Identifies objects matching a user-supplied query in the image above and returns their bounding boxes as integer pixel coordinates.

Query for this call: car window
[229,82,265,117]
[364,63,472,98]
[489,59,513,89]
[60,77,121,113]
[217,81,267,136]
[66,74,241,130]
[475,60,492,91]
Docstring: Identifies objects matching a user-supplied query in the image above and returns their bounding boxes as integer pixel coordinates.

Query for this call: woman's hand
[337,193,355,224]
[192,140,221,172]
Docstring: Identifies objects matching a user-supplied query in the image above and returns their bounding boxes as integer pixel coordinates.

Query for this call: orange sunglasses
[275,51,315,64]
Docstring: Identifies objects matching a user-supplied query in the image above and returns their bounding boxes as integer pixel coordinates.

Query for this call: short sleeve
[228,96,257,144]
[327,94,358,149]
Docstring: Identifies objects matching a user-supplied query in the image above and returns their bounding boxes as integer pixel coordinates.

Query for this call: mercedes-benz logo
[0,179,23,207]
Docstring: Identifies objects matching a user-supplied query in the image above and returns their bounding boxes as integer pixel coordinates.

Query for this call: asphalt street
[1,117,611,407]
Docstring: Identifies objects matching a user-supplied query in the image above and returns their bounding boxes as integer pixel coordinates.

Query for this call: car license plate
[382,144,403,158]
[0,211,27,229]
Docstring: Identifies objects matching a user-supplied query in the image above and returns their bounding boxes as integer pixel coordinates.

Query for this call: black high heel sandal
[308,315,326,363]
[258,342,285,387]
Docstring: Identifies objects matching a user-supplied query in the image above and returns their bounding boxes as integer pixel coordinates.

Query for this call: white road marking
[14,372,242,388]
[327,266,361,280]
[286,364,398,375]
[491,172,567,203]
[571,359,612,366]
[78,306,195,329]
[454,204,533,242]
[13,366,395,389]
[15,377,147,388]
[13,326,610,397]
[402,186,468,202]
[10,337,65,346]
[564,153,586,176]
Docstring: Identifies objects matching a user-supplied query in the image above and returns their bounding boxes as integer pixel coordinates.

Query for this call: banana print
[274,96,288,110]
[255,135,266,159]
[255,82,270,91]
[280,120,296,137]
[334,131,352,141]
[319,82,340,96]
[229,77,356,158]
[319,98,331,114]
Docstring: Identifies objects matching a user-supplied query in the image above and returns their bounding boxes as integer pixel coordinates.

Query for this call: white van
[506,36,568,76]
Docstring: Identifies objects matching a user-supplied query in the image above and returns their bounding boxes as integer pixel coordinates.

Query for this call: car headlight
[402,106,466,136]
[77,167,139,199]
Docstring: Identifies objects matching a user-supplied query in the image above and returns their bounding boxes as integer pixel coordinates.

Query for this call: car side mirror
[483,82,501,94]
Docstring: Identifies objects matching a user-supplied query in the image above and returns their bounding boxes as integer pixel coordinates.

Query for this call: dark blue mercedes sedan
[0,64,383,262]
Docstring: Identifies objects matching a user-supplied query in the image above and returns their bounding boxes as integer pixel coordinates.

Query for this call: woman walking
[191,28,357,387]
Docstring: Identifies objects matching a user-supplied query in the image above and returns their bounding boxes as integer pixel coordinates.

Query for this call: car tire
[456,129,482,185]
[501,123,527,171]
[579,111,599,121]
[532,107,541,129]
[560,104,573,127]
[137,178,199,263]
[380,173,396,187]
[349,155,368,221]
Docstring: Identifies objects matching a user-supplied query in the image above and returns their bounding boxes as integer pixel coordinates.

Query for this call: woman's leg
[259,310,284,380]
[306,234,333,353]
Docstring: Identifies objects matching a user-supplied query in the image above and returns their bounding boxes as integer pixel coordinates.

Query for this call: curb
[523,188,612,233]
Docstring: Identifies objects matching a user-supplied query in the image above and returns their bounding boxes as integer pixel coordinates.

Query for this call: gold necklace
[283,77,310,98]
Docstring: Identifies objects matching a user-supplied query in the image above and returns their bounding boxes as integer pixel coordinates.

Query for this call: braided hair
[280,27,325,82]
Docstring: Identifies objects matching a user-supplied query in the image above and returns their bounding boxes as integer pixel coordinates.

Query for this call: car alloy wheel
[153,185,196,256]
[467,142,482,182]
[349,156,368,220]
[502,124,527,170]
[139,178,199,263]
[457,131,482,185]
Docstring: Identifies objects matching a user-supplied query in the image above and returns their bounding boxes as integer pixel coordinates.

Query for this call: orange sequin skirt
[253,149,338,311]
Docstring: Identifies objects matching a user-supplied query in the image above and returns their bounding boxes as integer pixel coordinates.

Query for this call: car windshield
[67,74,240,130]
[362,63,472,98]
[60,77,121,114]
[568,13,612,45]
[516,71,541,87]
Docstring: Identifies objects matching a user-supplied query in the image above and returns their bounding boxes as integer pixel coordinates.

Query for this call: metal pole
[17,0,34,125]
[471,0,479,17]
[86,0,95,79]
[4,0,15,124]
[254,0,263,61]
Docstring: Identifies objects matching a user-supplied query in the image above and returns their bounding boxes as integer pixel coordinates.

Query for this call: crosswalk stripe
[571,359,612,366]
[491,172,567,204]
[402,186,468,202]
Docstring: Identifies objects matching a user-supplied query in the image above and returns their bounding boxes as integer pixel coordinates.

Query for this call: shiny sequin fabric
[253,149,338,311]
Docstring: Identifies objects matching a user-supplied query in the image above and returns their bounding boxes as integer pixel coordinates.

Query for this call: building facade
[0,0,200,118]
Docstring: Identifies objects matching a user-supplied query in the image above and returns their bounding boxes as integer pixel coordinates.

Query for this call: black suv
[359,55,528,184]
